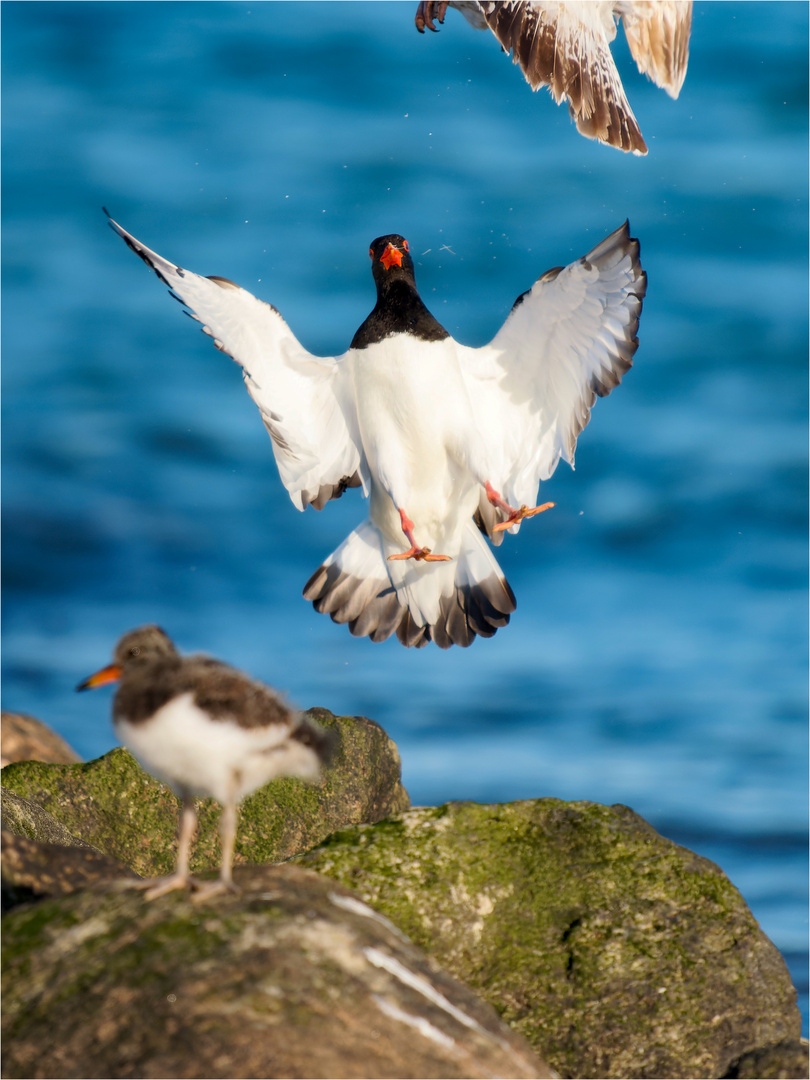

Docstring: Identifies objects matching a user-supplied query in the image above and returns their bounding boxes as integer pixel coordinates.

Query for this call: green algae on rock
[1,864,555,1080]
[1,709,409,878]
[1,788,99,851]
[298,798,802,1080]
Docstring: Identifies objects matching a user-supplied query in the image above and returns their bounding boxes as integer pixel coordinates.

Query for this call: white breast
[350,336,488,547]
[115,693,321,805]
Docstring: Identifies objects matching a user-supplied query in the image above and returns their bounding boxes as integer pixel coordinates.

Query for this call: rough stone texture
[1,708,409,878]
[1,831,140,912]
[722,1040,809,1079]
[299,799,802,1080]
[1,863,554,1080]
[1,788,98,850]
[1,711,82,768]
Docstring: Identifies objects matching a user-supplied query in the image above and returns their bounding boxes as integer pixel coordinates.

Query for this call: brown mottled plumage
[78,625,334,900]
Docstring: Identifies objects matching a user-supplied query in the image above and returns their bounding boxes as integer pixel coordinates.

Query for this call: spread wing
[428,1,691,154]
[477,1,648,154]
[107,215,367,511]
[460,221,646,540]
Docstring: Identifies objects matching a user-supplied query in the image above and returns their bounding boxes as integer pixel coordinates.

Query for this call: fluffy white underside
[115,693,321,804]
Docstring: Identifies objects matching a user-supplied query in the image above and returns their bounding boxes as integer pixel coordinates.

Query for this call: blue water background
[3,1,807,1027]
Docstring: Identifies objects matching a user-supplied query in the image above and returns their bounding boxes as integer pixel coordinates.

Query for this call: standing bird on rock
[108,214,646,648]
[78,625,334,899]
[415,1,692,154]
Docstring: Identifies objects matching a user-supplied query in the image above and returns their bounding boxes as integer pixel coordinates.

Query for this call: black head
[368,234,417,293]
[77,624,179,691]
[351,234,448,349]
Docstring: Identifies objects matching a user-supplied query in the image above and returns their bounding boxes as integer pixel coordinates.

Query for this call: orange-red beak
[76,662,122,692]
[380,243,403,271]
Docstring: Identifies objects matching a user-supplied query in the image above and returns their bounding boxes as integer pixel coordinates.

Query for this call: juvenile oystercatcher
[77,625,334,899]
[415,1,692,155]
[108,215,646,648]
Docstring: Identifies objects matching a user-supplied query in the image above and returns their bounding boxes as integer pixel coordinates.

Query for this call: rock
[1,787,98,850]
[299,799,803,1080]
[1,863,555,1080]
[1,711,81,767]
[722,1040,809,1080]
[0,709,409,877]
[2,831,139,912]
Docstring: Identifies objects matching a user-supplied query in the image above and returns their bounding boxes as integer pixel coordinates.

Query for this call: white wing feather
[460,220,646,517]
[107,216,366,511]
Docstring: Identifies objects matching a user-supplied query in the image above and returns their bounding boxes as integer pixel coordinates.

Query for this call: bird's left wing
[619,1,692,100]
[108,216,367,511]
[459,221,646,536]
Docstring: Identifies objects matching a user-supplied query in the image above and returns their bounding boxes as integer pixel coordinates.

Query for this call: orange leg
[486,482,555,533]
[387,508,451,563]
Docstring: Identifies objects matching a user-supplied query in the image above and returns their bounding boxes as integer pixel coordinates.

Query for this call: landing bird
[77,625,334,899]
[108,215,646,648]
[415,1,692,155]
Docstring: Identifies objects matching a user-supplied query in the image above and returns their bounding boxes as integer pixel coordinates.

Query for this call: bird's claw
[125,872,201,901]
[415,1,448,33]
[388,546,451,562]
[189,878,241,903]
[492,501,555,532]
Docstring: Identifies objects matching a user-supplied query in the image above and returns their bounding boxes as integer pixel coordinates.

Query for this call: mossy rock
[1,788,98,851]
[1,865,553,1080]
[299,799,802,1080]
[0,709,409,878]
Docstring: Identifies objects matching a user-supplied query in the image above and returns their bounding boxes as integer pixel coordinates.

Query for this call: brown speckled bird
[78,625,334,900]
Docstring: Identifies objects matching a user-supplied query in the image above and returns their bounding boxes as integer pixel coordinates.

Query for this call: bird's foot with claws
[415,0,449,33]
[485,481,555,532]
[389,508,451,561]
[123,872,201,902]
[492,501,555,532]
[388,546,451,563]
[189,878,241,903]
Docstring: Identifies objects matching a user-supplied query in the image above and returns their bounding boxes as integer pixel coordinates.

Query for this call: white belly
[350,336,485,547]
[115,693,321,805]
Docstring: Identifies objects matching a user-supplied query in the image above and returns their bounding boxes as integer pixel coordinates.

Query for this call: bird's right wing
[108,216,367,511]
[459,221,646,538]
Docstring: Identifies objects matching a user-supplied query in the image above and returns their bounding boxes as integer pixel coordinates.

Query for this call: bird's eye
[402,240,409,253]
[130,646,141,657]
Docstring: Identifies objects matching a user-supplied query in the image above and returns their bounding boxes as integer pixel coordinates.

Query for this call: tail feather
[302,518,516,649]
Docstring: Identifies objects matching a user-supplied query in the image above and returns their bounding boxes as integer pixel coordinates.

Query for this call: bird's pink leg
[191,800,241,902]
[131,796,202,901]
[485,481,555,533]
[388,508,451,562]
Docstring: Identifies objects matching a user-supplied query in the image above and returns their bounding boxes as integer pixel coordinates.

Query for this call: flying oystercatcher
[78,625,334,899]
[415,1,692,155]
[108,215,646,648]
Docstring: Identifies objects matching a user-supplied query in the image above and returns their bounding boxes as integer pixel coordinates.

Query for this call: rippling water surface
[3,1,807,1026]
